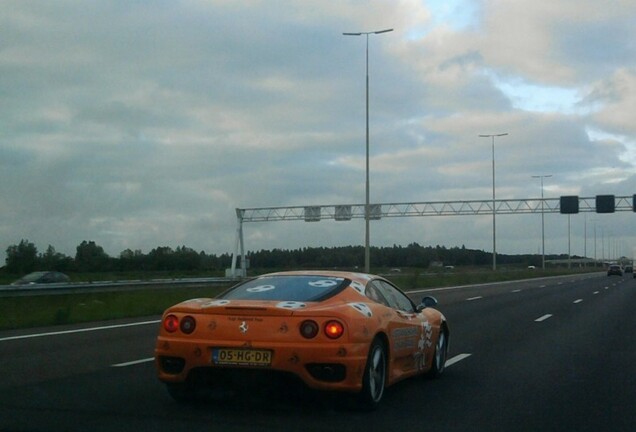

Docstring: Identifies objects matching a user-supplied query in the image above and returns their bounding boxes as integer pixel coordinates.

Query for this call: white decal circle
[276,301,307,309]
[308,279,338,288]
[348,302,373,318]
[350,281,365,294]
[202,299,230,307]
[246,285,276,293]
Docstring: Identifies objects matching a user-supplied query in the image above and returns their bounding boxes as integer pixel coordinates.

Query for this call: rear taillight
[300,320,319,339]
[324,320,344,339]
[163,314,179,333]
[163,314,197,334]
[180,316,196,334]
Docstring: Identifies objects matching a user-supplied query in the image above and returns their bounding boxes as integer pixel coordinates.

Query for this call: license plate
[212,348,272,367]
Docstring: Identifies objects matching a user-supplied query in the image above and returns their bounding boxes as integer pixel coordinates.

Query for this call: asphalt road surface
[1,272,634,431]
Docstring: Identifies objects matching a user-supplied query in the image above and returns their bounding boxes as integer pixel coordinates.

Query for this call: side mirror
[418,296,438,311]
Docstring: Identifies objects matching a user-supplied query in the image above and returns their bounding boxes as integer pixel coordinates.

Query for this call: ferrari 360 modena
[155,270,449,409]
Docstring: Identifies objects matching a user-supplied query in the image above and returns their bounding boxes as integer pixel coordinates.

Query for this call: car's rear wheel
[427,327,448,378]
[357,339,387,410]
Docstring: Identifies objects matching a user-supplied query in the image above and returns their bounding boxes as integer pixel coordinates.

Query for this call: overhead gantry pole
[231,208,246,278]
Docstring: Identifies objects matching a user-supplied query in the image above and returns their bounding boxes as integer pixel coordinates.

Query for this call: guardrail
[0,277,238,297]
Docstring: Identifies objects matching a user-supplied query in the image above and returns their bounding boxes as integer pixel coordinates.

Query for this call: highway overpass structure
[229,195,635,277]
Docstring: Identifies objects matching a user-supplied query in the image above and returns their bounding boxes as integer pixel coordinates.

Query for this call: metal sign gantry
[229,195,634,276]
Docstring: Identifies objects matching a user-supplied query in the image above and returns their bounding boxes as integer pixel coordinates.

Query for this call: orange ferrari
[155,270,449,409]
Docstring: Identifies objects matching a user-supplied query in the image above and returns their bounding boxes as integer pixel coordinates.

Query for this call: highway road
[1,272,634,431]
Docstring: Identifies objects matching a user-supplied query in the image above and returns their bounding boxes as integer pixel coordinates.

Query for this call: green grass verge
[0,267,597,331]
[385,268,581,290]
[0,285,230,331]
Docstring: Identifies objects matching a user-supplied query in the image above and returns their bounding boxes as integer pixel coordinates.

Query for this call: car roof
[259,270,377,284]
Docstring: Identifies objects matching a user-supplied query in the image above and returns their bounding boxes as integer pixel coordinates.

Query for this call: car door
[370,280,425,381]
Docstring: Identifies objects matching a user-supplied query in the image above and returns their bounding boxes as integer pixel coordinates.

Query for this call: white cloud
[1,0,636,263]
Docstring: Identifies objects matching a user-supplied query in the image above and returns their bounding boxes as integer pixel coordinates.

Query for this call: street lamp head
[479,133,508,138]
[343,29,393,36]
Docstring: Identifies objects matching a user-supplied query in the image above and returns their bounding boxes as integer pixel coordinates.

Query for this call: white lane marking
[573,299,583,304]
[112,357,155,367]
[445,353,472,367]
[0,319,161,342]
[466,296,483,301]
[593,291,599,295]
[408,273,602,296]
[511,289,522,293]
[535,314,553,322]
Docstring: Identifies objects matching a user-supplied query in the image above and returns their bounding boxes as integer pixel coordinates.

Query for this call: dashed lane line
[445,353,472,367]
[0,319,161,342]
[112,357,155,367]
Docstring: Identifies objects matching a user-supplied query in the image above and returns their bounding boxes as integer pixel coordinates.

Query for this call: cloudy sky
[2,0,636,264]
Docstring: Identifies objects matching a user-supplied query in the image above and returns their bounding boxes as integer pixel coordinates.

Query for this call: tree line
[3,240,233,275]
[3,239,556,276]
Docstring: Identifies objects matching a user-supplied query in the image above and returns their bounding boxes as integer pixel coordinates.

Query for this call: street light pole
[568,214,572,269]
[343,28,393,273]
[478,133,508,271]
[533,175,546,269]
[532,174,552,269]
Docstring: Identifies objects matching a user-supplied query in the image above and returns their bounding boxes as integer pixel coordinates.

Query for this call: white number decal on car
[246,285,276,293]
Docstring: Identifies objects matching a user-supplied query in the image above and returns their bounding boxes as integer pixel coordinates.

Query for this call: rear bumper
[155,336,370,392]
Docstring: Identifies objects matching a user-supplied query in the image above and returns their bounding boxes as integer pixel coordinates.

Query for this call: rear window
[219,275,350,302]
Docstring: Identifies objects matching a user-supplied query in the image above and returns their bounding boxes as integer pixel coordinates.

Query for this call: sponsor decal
[228,317,262,322]
[415,320,433,370]
[392,326,419,350]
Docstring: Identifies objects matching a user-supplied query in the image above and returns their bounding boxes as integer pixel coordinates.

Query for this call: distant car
[11,271,70,285]
[607,265,623,276]
[624,265,633,273]
[155,270,449,410]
